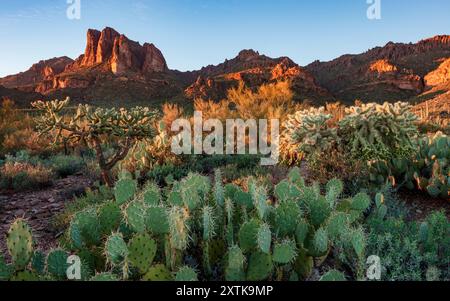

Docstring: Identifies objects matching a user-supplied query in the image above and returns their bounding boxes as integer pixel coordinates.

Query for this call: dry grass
[0,98,54,156]
[194,81,303,121]
[0,162,53,191]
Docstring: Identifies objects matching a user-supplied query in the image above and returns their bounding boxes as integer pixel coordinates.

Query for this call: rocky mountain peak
[72,27,167,74]
[237,49,260,60]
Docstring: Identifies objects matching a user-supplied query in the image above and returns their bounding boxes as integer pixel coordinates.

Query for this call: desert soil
[0,175,93,255]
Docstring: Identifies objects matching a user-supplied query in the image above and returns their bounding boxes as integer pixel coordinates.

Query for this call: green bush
[49,155,86,178]
[147,163,189,186]
[366,209,449,281]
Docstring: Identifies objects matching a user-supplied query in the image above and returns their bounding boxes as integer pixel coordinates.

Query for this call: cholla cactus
[339,102,418,161]
[32,98,160,186]
[280,107,338,163]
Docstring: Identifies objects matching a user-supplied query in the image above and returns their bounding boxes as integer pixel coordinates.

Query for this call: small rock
[14,209,26,217]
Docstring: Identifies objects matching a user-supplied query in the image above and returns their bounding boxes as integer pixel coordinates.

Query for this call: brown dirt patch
[0,175,93,255]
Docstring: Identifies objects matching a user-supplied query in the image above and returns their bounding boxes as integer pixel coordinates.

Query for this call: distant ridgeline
[1,28,450,108]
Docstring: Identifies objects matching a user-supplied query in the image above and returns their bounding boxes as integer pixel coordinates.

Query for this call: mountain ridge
[1,27,450,107]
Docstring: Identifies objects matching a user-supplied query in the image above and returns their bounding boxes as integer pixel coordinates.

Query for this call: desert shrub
[366,218,424,281]
[0,162,53,191]
[4,150,41,165]
[49,155,86,178]
[307,147,368,190]
[2,128,54,156]
[147,163,189,186]
[420,211,450,279]
[146,155,263,186]
[221,164,267,184]
[188,154,261,174]
[0,99,54,156]
[366,204,450,281]
[195,81,300,121]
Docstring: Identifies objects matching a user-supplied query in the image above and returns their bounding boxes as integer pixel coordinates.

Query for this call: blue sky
[1,0,450,77]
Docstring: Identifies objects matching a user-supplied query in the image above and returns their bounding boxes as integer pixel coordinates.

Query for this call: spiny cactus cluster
[339,102,418,161]
[281,102,418,168]
[1,167,375,281]
[281,107,337,164]
[369,132,449,199]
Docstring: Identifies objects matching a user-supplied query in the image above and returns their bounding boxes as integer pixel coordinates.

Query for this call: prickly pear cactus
[295,219,310,247]
[31,251,46,275]
[142,182,161,206]
[7,219,33,270]
[125,200,147,233]
[143,264,173,281]
[98,201,122,235]
[273,200,301,237]
[350,193,371,212]
[325,178,344,207]
[257,223,272,254]
[11,270,40,281]
[273,239,297,264]
[175,266,198,281]
[234,189,254,208]
[294,248,313,280]
[246,251,273,281]
[105,233,129,266]
[0,255,13,280]
[145,206,170,235]
[326,212,349,241]
[46,249,69,279]
[350,228,366,258]
[70,208,101,248]
[311,227,329,256]
[90,273,119,281]
[307,196,331,228]
[239,219,260,253]
[225,245,246,281]
[115,178,137,205]
[127,233,157,274]
[320,270,347,281]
